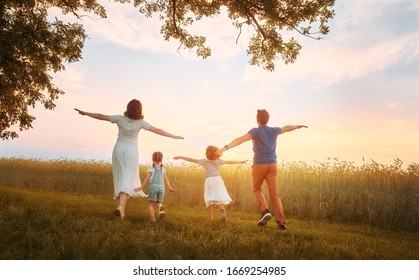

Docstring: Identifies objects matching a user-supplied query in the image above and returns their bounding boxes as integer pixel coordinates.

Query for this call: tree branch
[172,0,178,32]
[292,27,322,40]
[60,0,82,19]
[249,3,323,40]
[244,7,268,40]
[235,20,250,44]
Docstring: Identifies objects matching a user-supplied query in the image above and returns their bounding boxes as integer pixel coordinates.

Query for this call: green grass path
[0,186,417,260]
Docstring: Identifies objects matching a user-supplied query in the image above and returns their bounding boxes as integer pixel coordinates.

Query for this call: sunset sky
[1,0,418,167]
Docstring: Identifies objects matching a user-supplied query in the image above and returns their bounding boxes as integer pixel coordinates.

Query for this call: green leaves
[0,0,103,139]
[135,0,335,71]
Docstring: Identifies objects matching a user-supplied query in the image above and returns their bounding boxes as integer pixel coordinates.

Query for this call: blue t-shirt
[248,126,281,164]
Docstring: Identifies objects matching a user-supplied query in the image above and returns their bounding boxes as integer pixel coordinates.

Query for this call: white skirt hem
[204,176,232,208]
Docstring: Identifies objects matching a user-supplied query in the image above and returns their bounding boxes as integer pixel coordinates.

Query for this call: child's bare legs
[208,204,226,222]
[148,202,156,221]
[149,201,165,221]
[219,204,226,223]
[207,205,213,220]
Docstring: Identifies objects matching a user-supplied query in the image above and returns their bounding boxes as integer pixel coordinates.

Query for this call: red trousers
[252,164,286,225]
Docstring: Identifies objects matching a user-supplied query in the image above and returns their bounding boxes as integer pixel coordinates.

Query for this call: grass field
[0,158,418,260]
[0,186,417,260]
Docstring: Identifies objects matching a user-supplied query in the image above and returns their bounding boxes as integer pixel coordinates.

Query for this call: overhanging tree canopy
[135,0,335,70]
[0,0,335,139]
[0,0,105,140]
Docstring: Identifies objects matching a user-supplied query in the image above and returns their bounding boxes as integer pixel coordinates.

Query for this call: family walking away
[216,109,307,231]
[134,151,176,222]
[75,103,306,230]
[174,145,246,223]
[75,99,183,219]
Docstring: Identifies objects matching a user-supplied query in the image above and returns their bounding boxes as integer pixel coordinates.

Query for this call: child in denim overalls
[135,151,176,221]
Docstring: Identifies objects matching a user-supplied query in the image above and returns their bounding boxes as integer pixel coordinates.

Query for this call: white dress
[110,115,150,199]
[198,159,232,207]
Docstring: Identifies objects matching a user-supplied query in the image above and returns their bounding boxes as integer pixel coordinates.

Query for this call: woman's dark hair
[152,151,163,167]
[124,99,144,120]
[257,109,269,125]
[206,145,220,161]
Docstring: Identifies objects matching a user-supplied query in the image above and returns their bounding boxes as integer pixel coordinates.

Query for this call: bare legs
[207,204,226,223]
[114,192,129,219]
[148,201,166,222]
[116,192,128,210]
[148,201,159,221]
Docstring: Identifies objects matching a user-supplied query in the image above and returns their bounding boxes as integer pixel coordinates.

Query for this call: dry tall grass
[1,157,417,231]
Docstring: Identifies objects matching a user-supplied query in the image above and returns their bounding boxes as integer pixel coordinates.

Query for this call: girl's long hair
[152,151,163,167]
[124,99,144,120]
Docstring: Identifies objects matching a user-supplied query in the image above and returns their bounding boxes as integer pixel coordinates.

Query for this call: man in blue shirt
[217,109,307,231]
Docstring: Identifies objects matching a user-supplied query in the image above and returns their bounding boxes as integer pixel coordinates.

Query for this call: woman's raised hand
[74,108,85,115]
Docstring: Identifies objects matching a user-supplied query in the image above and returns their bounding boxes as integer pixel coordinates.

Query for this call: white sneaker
[159,205,166,220]
[258,210,272,226]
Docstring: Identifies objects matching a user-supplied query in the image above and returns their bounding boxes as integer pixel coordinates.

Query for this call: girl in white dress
[75,99,183,219]
[174,145,246,222]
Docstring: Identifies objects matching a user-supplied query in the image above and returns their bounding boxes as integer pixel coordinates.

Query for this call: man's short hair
[257,109,269,125]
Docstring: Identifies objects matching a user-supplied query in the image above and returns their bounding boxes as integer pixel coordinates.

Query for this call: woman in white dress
[75,99,183,219]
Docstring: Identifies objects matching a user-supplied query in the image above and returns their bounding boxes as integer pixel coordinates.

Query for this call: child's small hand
[134,187,143,192]
[169,187,176,192]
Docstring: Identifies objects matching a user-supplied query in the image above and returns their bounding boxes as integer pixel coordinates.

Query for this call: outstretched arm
[173,156,199,164]
[134,172,152,192]
[148,126,184,139]
[279,125,308,134]
[225,160,247,164]
[216,133,253,155]
[164,173,176,192]
[74,109,110,122]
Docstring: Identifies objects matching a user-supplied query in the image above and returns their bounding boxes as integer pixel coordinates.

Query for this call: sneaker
[113,206,125,219]
[220,209,227,223]
[278,224,287,231]
[258,209,272,226]
[159,205,166,220]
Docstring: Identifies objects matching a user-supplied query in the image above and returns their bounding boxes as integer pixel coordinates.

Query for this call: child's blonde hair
[206,145,220,160]
[152,151,163,167]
